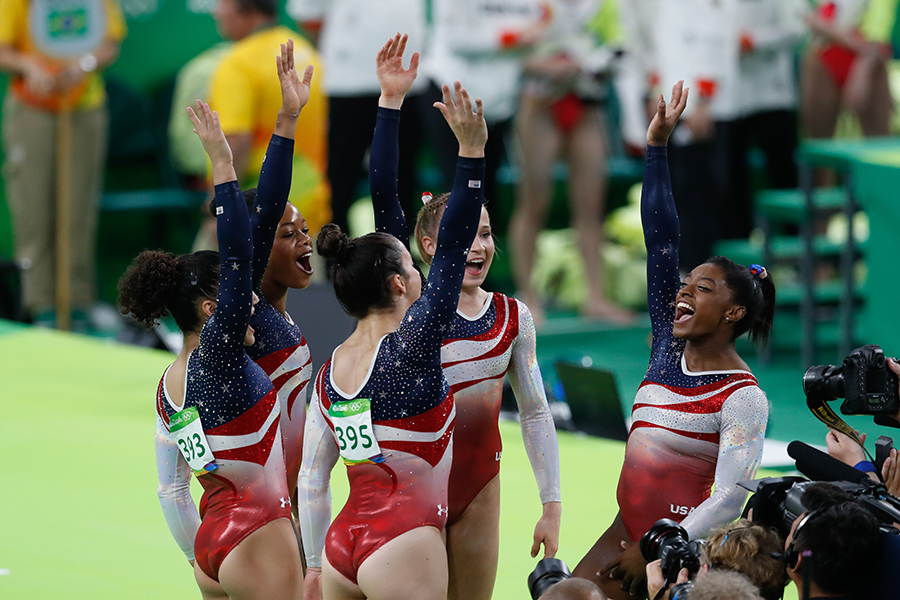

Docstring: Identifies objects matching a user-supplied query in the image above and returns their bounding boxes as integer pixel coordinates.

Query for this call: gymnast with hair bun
[572,81,775,600]
[296,79,486,600]
[367,33,561,600]
[117,67,305,599]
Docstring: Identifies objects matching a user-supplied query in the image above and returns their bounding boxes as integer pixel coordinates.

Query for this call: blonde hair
[702,519,786,600]
[413,192,451,265]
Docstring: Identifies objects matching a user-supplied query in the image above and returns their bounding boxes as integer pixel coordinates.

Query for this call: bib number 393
[328,398,385,465]
[170,406,219,476]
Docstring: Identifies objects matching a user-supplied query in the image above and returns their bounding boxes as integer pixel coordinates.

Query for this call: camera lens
[803,364,844,399]
[528,557,572,600]
[639,518,686,562]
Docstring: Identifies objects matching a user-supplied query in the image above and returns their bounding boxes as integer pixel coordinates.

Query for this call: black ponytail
[706,256,776,347]
[317,223,407,319]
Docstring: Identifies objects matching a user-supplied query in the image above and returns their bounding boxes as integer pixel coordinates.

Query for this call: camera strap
[806,394,866,447]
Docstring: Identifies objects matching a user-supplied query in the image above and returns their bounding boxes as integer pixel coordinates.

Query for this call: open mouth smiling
[674,301,695,323]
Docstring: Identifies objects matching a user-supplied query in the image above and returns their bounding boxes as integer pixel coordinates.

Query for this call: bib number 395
[328,398,385,465]
[169,406,219,476]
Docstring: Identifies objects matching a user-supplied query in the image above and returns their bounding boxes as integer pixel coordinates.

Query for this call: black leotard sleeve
[641,145,681,347]
[251,135,294,288]
[369,107,409,245]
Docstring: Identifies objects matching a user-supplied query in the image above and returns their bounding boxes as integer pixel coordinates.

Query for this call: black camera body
[803,344,900,415]
[639,519,705,586]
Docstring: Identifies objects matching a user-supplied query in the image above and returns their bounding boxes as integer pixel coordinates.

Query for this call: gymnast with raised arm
[367,33,561,600]
[572,82,775,600]
[118,92,304,599]
[297,80,487,600]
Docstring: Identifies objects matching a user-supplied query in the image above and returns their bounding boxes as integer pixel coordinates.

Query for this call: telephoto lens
[527,557,572,600]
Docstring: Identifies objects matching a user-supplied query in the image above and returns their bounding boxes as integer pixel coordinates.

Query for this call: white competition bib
[29,0,107,58]
[328,398,385,466]
[169,406,219,476]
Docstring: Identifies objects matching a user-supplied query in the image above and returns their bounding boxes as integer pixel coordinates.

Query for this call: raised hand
[277,39,314,118]
[647,80,689,147]
[433,81,487,159]
[187,99,236,184]
[376,32,420,109]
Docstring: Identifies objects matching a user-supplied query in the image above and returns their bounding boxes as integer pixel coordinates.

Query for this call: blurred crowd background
[3,0,900,345]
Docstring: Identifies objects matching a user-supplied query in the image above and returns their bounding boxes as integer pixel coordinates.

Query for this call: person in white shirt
[287,0,428,234]
[420,0,550,205]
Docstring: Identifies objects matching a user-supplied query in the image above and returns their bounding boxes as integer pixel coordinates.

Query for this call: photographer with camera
[803,346,900,497]
[779,483,881,600]
[640,518,786,600]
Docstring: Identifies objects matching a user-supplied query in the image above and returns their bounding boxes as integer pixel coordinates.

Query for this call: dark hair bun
[117,250,180,329]
[316,223,349,259]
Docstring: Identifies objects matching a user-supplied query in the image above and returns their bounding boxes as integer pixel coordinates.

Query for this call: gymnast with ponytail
[572,81,776,600]
[117,83,304,599]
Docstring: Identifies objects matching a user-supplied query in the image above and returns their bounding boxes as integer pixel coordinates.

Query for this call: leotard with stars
[297,152,485,584]
[243,134,313,503]
[369,106,560,522]
[154,175,290,581]
[616,144,768,542]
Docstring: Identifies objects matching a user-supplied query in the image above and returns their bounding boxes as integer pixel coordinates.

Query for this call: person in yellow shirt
[209,0,329,234]
[0,0,126,328]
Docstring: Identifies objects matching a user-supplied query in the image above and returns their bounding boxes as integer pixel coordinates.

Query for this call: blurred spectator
[613,0,657,154]
[651,0,803,270]
[287,0,427,235]
[652,0,736,272]
[721,0,804,242]
[801,0,893,139]
[208,0,328,234]
[168,42,232,187]
[0,0,126,328]
[509,0,634,324]
[420,0,550,206]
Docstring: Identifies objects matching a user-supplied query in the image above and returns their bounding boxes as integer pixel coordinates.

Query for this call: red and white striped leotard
[617,144,768,542]
[442,292,561,522]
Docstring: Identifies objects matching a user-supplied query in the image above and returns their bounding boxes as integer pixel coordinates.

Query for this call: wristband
[854,460,876,472]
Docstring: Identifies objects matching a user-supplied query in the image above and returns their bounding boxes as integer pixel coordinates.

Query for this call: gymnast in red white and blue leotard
[129,55,309,598]
[370,105,560,521]
[155,174,290,580]
[572,83,775,600]
[244,138,313,505]
[367,36,561,599]
[297,81,485,600]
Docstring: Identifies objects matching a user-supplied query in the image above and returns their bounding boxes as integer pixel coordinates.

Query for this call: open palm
[277,38,314,116]
[376,32,419,103]
[647,81,689,146]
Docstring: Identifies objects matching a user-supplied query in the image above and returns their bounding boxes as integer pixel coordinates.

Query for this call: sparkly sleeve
[370,107,409,245]
[155,416,200,561]
[679,386,768,539]
[397,156,484,365]
[297,382,339,569]
[507,301,561,504]
[251,135,294,288]
[641,145,681,347]
[203,180,255,362]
